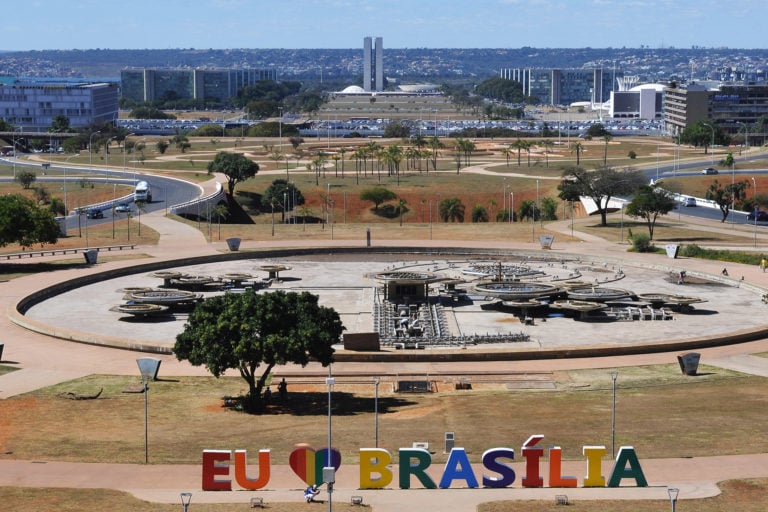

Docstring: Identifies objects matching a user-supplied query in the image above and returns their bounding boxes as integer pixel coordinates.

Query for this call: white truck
[134,181,152,202]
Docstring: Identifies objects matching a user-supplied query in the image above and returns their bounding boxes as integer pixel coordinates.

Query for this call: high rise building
[363,37,383,92]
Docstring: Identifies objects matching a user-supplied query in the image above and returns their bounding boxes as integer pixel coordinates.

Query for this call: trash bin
[677,352,701,376]
[226,237,241,251]
[83,249,98,264]
[445,432,455,453]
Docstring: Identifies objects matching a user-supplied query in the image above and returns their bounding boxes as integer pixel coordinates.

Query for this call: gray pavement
[2,178,768,510]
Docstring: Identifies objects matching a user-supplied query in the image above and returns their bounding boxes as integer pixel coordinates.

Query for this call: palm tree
[500,147,512,167]
[602,134,613,164]
[438,197,465,222]
[397,197,407,226]
[540,139,555,167]
[511,139,527,166]
[428,136,442,172]
[211,203,230,240]
[571,142,584,166]
[338,147,347,178]
[522,140,532,167]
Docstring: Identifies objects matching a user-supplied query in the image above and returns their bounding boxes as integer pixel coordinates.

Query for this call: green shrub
[631,233,654,252]
[628,150,637,159]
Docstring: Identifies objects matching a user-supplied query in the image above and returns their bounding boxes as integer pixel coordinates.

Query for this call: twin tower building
[363,36,384,92]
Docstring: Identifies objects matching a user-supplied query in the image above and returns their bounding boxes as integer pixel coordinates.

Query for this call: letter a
[439,448,478,488]
[608,446,648,487]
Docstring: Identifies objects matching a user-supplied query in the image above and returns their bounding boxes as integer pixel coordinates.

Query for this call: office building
[499,67,620,106]
[0,81,118,131]
[363,37,383,92]
[664,82,768,142]
[120,68,278,103]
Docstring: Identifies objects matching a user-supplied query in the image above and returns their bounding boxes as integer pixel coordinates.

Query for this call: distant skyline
[3,0,767,52]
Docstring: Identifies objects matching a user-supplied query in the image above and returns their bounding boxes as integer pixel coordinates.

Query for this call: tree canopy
[207,151,260,196]
[705,179,750,222]
[679,120,729,154]
[360,186,396,211]
[262,179,305,221]
[558,165,645,226]
[0,194,60,248]
[625,183,677,239]
[174,290,343,412]
[474,77,531,103]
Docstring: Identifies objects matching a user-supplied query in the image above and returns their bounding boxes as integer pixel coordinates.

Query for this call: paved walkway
[2,179,768,510]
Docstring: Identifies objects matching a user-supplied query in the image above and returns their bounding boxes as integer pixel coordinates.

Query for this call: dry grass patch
[1,366,766,466]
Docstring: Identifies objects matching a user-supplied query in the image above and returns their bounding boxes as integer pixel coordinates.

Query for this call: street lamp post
[325,373,336,512]
[610,370,619,458]
[89,131,101,167]
[122,133,135,172]
[180,492,192,512]
[667,487,679,512]
[753,177,758,248]
[105,136,116,183]
[703,122,715,166]
[373,377,380,448]
[510,192,514,224]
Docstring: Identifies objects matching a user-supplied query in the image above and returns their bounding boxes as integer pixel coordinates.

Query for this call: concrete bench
[351,495,364,505]
[250,496,264,508]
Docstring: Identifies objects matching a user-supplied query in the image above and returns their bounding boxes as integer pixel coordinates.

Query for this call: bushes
[630,232,654,253]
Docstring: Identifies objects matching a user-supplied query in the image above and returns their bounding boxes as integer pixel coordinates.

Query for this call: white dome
[340,85,366,94]
[629,83,666,92]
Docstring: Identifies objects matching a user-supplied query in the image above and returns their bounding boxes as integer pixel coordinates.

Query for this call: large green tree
[174,290,343,412]
[705,179,750,222]
[558,165,645,226]
[0,194,60,248]
[360,186,396,211]
[625,184,677,239]
[207,151,260,196]
[262,179,305,221]
[679,120,729,154]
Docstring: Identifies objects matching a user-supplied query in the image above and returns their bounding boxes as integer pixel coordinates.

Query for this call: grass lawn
[0,366,767,511]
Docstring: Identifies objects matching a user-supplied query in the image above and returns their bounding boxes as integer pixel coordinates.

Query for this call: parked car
[86,208,104,219]
[747,210,768,222]
[683,197,697,207]
[701,167,719,175]
[114,203,131,213]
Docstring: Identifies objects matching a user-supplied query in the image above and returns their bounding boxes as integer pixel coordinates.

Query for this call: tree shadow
[226,391,418,416]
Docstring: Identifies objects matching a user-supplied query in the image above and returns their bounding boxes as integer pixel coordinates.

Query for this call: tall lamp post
[667,487,679,512]
[373,377,380,448]
[136,357,161,464]
[610,370,619,458]
[325,372,336,512]
[180,492,192,512]
[752,177,758,248]
[89,131,101,167]
[105,136,116,182]
[703,122,715,166]
[122,132,135,172]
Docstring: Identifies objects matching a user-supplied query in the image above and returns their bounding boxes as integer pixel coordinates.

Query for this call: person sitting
[304,485,320,502]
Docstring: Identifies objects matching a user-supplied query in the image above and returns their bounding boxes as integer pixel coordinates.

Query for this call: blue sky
[3,0,766,51]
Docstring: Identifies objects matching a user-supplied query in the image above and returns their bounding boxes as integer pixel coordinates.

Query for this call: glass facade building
[120,68,278,103]
[0,82,118,131]
[500,67,620,105]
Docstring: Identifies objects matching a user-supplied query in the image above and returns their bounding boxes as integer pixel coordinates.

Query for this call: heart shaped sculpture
[289,445,342,486]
